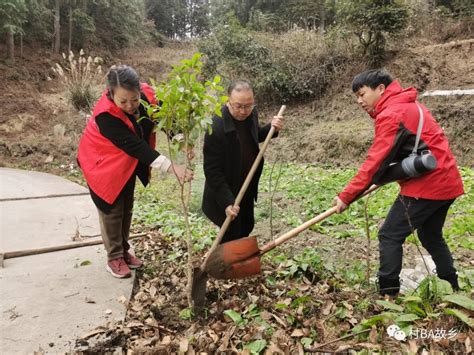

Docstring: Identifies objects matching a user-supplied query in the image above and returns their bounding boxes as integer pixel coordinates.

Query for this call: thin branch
[305,329,371,352]
[363,193,372,284]
[361,186,383,284]
[398,196,431,275]
[268,154,283,237]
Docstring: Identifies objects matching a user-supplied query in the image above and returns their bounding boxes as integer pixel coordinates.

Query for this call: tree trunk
[20,33,23,58]
[54,0,61,54]
[7,30,15,63]
[68,4,72,52]
[319,3,325,35]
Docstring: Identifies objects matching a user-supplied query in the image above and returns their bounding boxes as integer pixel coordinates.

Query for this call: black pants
[220,197,255,243]
[378,195,456,281]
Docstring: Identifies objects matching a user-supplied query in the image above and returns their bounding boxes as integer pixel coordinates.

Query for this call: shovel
[191,105,287,309]
[205,184,380,280]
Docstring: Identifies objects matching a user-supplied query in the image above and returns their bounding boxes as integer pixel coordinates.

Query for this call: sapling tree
[145,53,227,308]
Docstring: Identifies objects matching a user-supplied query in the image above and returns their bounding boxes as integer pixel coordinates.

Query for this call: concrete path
[0,168,135,354]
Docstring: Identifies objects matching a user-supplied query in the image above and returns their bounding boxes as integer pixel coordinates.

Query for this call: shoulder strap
[412,103,424,154]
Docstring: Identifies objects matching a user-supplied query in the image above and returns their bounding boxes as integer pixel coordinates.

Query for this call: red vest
[77,83,157,204]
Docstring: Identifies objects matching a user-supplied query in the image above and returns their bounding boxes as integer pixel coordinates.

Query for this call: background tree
[53,0,61,53]
[23,0,53,47]
[0,0,27,62]
[336,0,408,65]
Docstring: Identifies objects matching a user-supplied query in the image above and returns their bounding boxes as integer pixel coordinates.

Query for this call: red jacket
[77,83,157,204]
[339,80,464,204]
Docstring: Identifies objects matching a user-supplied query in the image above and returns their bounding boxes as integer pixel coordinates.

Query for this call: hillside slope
[0,40,472,171]
[267,38,473,167]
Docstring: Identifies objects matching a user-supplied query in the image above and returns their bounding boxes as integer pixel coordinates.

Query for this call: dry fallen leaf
[104,309,112,315]
[117,295,128,304]
[466,337,472,353]
[207,329,219,343]
[127,321,144,328]
[271,313,287,328]
[356,343,381,350]
[161,335,171,345]
[321,300,333,316]
[265,343,284,354]
[291,329,304,338]
[369,326,377,344]
[149,285,157,298]
[408,339,418,353]
[335,344,352,352]
[81,327,106,339]
[179,337,189,352]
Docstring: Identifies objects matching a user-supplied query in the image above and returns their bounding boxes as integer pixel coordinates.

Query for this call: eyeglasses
[229,102,256,111]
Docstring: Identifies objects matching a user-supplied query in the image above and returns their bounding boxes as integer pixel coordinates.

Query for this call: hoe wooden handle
[202,105,287,267]
[259,184,380,254]
[1,233,147,260]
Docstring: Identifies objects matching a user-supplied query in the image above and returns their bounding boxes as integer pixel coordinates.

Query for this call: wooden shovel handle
[201,105,286,268]
[1,233,147,260]
[259,184,380,254]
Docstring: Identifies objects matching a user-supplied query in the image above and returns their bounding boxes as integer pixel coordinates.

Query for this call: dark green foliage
[87,0,149,49]
[198,16,351,103]
[146,0,210,38]
[336,0,408,66]
[70,8,95,49]
[0,0,27,36]
[22,0,53,45]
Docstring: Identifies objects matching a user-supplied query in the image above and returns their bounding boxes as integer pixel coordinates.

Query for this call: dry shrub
[256,29,355,101]
[199,22,355,103]
[52,50,104,112]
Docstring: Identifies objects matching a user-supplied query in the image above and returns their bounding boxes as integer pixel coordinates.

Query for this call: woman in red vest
[78,65,193,278]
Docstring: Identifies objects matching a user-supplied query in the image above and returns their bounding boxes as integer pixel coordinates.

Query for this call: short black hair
[227,79,253,95]
[106,65,140,93]
[351,69,393,93]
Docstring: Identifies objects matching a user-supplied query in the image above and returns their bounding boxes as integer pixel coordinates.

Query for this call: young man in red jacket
[333,69,464,295]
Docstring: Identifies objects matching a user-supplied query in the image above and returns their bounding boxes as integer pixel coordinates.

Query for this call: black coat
[202,105,276,226]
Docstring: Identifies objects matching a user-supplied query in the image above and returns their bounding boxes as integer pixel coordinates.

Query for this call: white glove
[150,155,172,173]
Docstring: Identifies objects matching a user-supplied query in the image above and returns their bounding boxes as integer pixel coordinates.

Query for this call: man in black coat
[202,80,283,243]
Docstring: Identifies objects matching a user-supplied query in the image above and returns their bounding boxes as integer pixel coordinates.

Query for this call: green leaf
[224,309,245,326]
[394,313,420,323]
[442,294,474,311]
[401,295,423,303]
[80,260,92,266]
[179,308,193,320]
[404,302,426,317]
[376,300,404,312]
[334,306,348,319]
[274,303,288,310]
[301,337,313,347]
[244,339,267,354]
[360,312,396,327]
[443,308,474,327]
